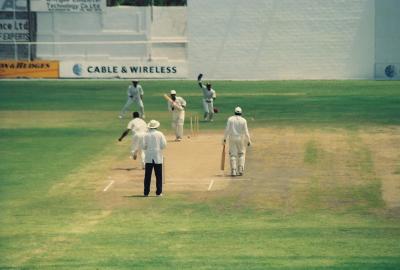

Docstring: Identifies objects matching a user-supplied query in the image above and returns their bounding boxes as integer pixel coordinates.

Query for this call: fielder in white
[223,107,252,176]
[197,77,216,121]
[119,79,145,119]
[167,90,186,141]
[118,112,148,169]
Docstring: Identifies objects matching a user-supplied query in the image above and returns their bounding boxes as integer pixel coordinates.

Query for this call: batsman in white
[167,90,187,141]
[119,79,145,119]
[197,74,216,121]
[223,107,252,176]
[118,112,148,169]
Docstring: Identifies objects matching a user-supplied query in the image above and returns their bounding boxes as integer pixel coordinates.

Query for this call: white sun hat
[170,90,177,95]
[148,120,160,129]
[235,107,242,114]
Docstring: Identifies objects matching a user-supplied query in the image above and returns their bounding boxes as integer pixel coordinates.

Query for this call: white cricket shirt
[127,84,144,101]
[168,96,187,111]
[127,118,147,135]
[200,85,216,101]
[142,129,167,164]
[224,115,251,142]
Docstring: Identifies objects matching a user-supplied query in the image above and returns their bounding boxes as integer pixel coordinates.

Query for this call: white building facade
[1,0,399,79]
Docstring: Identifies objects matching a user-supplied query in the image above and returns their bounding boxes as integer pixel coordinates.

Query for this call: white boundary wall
[34,5,188,78]
[188,0,376,80]
[4,0,399,79]
[375,0,400,80]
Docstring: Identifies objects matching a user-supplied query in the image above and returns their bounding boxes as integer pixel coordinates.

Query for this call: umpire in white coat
[168,90,186,141]
[223,107,252,176]
[141,120,167,197]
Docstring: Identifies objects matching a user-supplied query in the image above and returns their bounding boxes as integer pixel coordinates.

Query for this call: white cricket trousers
[131,132,145,168]
[171,110,185,139]
[228,136,246,174]
[121,98,145,118]
[202,99,214,121]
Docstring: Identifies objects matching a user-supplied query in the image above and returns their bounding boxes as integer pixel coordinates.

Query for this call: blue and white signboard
[60,61,188,79]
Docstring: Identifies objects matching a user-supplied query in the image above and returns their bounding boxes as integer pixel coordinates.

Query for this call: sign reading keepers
[60,61,188,79]
[30,0,105,12]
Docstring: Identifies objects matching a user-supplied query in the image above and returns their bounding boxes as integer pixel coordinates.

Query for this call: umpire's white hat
[148,120,160,129]
[235,107,242,114]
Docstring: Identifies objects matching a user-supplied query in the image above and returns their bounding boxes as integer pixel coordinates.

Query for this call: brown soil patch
[99,127,400,214]
[99,131,233,206]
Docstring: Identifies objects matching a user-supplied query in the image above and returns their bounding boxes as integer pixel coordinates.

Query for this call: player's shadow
[112,167,139,171]
[167,139,182,143]
[123,195,157,198]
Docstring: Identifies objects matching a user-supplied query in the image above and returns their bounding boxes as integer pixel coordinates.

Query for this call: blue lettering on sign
[87,66,119,73]
[128,66,178,74]
[80,64,179,75]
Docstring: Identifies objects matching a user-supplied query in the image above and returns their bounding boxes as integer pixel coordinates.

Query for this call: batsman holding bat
[223,107,252,176]
[165,90,187,141]
[197,73,217,122]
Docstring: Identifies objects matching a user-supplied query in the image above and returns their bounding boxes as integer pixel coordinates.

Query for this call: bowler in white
[118,112,148,169]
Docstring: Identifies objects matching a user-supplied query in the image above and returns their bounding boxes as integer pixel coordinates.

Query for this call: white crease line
[166,178,252,185]
[103,180,115,192]
[216,178,252,181]
[207,180,215,191]
[167,182,208,185]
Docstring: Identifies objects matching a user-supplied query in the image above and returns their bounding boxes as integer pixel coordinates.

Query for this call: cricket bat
[163,94,183,111]
[163,93,173,103]
[220,144,226,170]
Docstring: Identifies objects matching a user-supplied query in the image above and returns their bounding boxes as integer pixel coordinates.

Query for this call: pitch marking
[220,178,252,181]
[214,177,252,181]
[167,182,208,185]
[103,180,115,192]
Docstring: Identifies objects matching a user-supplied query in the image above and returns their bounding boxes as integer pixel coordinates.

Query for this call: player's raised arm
[197,73,204,88]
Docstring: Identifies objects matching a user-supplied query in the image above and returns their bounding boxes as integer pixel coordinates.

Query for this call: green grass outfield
[1,80,400,269]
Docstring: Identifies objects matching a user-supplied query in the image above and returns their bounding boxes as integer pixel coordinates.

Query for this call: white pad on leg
[230,155,237,175]
[238,152,245,173]
[177,124,184,138]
